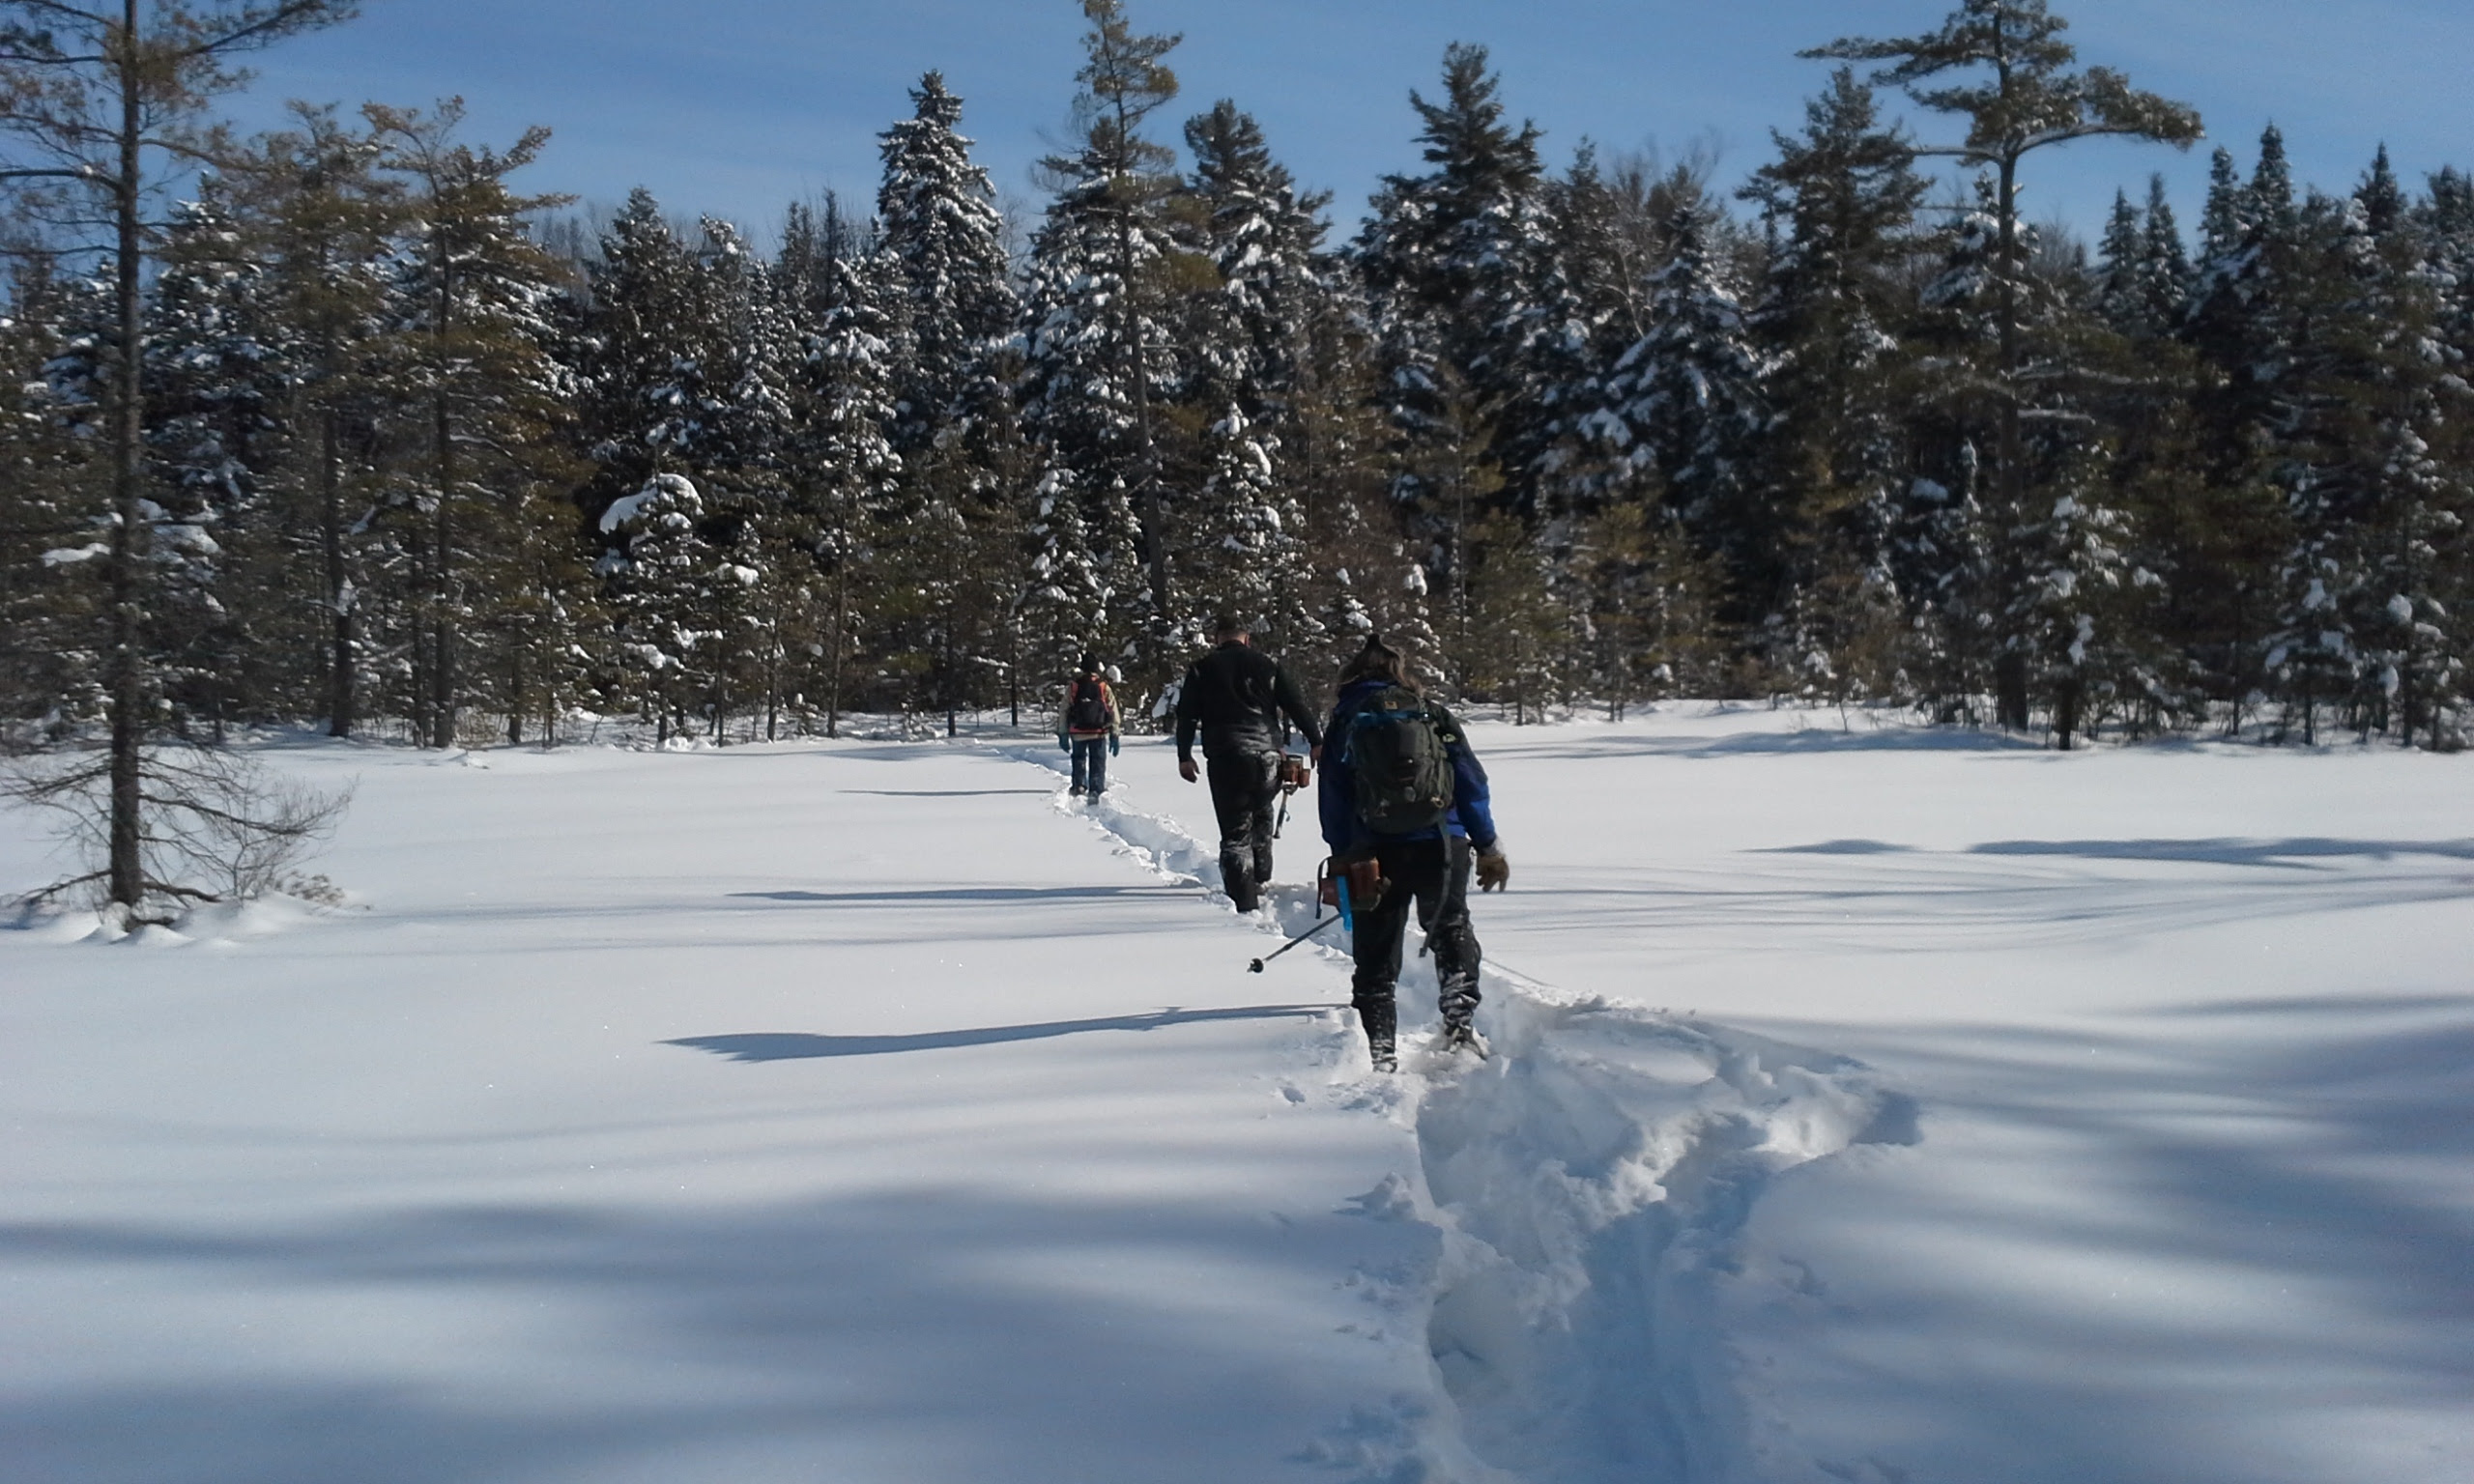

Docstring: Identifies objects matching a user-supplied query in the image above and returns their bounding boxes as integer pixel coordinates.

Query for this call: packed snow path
[7,707,2471,1484]
[1016,739,1906,1482]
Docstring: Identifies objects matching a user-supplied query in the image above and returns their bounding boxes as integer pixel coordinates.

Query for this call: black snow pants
[1205,745,1283,912]
[1346,836,1482,1058]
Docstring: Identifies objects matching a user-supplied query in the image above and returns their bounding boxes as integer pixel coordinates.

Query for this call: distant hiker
[1058,652,1120,798]
[1174,614,1324,913]
[1319,634,1507,1072]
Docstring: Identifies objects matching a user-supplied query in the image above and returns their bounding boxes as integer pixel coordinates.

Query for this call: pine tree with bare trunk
[0,0,355,921]
[1805,0,2200,729]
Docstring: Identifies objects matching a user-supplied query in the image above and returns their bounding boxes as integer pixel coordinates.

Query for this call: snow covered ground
[5,707,2469,1483]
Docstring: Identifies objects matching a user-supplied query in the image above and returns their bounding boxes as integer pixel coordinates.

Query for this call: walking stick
[1271,752,1309,841]
[1247,911,1342,973]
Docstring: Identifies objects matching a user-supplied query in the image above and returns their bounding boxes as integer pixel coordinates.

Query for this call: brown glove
[1475,846,1510,893]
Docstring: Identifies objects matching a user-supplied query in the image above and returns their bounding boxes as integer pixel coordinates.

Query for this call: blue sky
[230,0,2474,248]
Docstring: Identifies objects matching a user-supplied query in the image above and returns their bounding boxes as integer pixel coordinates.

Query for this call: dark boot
[1221,850,1259,913]
[1354,992,1397,1072]
[1438,973,1486,1057]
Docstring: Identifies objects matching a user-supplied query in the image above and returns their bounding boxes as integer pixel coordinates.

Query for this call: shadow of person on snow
[730,884,1195,905]
[668,1004,1328,1062]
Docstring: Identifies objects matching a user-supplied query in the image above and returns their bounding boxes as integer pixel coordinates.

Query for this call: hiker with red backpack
[1318,634,1509,1071]
[1058,652,1121,798]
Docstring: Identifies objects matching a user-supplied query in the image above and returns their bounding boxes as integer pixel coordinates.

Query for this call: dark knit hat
[1340,632,1409,687]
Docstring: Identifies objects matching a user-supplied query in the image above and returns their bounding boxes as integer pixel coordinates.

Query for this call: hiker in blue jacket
[1319,634,1509,1070]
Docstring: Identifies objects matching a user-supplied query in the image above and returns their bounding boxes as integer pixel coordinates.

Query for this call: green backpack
[1345,686,1456,835]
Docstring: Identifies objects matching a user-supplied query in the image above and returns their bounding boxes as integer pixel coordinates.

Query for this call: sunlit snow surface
[4,706,2468,1483]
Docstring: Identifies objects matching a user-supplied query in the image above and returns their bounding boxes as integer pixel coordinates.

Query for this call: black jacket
[1173,642,1324,760]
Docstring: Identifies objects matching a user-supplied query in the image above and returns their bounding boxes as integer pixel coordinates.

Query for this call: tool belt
[1317,854,1385,913]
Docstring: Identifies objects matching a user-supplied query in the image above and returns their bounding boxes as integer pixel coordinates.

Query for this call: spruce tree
[1607,207,1769,587]
[1527,146,1655,527]
[233,104,402,737]
[873,72,1026,727]
[876,71,1017,451]
[2095,189,2149,335]
[696,217,801,489]
[2140,178,2194,328]
[1740,68,1928,683]
[798,246,903,735]
[2264,162,2470,746]
[581,188,704,496]
[139,191,265,732]
[2174,132,2310,712]
[1280,262,1433,686]
[366,100,577,749]
[0,256,104,728]
[1174,100,1327,651]
[596,471,713,740]
[1021,0,1188,656]
[1353,43,1552,526]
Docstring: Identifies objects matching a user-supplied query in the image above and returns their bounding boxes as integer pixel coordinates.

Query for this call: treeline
[4,0,2468,759]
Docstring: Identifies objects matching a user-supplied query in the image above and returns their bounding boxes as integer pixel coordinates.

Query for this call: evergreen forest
[6,0,2470,771]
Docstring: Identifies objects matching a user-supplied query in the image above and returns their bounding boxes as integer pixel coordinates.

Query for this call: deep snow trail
[1,738,1466,1484]
[1077,711,2474,1484]
[1012,740,1906,1483]
[1453,709,2474,1484]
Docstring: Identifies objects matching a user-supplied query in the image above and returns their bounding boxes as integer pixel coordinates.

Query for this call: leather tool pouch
[1318,854,1385,911]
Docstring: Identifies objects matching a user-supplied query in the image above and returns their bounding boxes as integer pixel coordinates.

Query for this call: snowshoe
[1437,1021,1489,1060]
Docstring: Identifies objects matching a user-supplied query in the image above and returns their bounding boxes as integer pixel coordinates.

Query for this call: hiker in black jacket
[1173,614,1324,913]
[1319,634,1507,1070]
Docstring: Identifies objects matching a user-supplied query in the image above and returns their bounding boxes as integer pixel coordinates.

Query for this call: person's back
[1315,634,1508,1070]
[1057,653,1120,798]
[1175,641,1301,756]
[1318,676,1494,856]
[1172,615,1323,912]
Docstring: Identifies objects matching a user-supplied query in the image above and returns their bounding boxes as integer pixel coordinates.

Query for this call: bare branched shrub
[5,744,352,923]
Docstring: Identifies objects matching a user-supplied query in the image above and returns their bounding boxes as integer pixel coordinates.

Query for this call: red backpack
[1066,676,1109,731]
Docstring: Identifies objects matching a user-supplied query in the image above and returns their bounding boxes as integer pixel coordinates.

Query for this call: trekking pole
[1247,911,1342,973]
[1271,752,1308,841]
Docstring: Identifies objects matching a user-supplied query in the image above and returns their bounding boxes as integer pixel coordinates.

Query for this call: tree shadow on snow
[1765,836,2474,868]
[0,1182,1424,1484]
[1489,853,2469,952]
[1742,998,2474,1484]
[668,1004,1328,1062]
[1490,726,2046,762]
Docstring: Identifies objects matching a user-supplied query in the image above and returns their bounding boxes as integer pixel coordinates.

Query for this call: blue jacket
[1319,679,1499,854]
